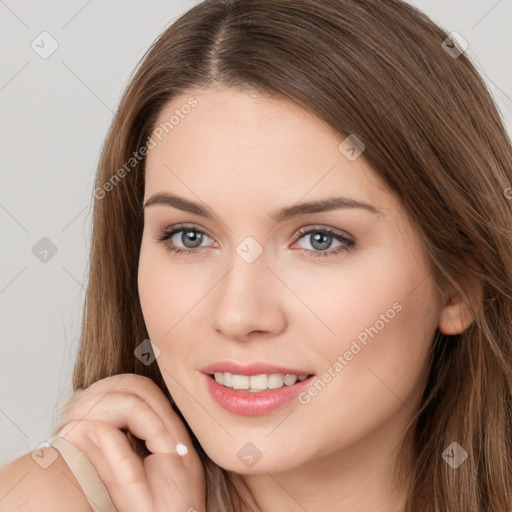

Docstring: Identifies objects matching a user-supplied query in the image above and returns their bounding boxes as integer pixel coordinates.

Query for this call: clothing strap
[48,435,118,512]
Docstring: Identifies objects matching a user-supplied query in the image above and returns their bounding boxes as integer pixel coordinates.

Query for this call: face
[137,86,443,474]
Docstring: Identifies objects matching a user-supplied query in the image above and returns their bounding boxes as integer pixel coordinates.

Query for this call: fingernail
[176,443,188,456]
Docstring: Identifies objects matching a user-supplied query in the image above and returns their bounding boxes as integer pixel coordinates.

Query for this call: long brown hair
[65,0,512,510]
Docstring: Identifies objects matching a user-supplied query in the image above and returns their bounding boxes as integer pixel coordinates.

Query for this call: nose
[211,249,287,342]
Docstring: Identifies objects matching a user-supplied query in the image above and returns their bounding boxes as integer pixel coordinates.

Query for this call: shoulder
[0,448,94,512]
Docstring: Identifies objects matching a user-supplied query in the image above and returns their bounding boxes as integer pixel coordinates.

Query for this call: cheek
[138,248,169,335]
[278,242,432,354]
[137,244,212,372]
[138,243,199,332]
[296,249,438,438]
[293,238,434,371]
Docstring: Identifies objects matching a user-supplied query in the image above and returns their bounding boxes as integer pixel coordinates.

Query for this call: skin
[0,374,206,512]
[137,86,478,512]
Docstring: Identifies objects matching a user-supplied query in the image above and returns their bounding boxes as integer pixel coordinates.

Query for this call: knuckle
[90,373,160,399]
[122,392,147,416]
[118,373,156,386]
[123,373,162,393]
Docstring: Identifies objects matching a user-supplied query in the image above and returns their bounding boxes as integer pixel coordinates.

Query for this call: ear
[437,270,483,335]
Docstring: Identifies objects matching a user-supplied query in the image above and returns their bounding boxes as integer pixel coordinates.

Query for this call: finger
[144,453,205,512]
[74,374,193,447]
[58,392,177,455]
[59,419,152,512]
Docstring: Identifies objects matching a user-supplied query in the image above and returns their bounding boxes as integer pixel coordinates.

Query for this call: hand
[53,373,205,512]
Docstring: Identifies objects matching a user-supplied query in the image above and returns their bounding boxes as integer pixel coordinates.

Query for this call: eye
[292,225,356,258]
[153,223,356,258]
[153,223,215,256]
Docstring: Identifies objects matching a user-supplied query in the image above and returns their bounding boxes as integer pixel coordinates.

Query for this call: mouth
[207,371,316,392]
[203,371,317,416]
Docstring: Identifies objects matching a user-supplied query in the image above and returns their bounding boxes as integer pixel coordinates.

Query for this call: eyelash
[153,223,356,258]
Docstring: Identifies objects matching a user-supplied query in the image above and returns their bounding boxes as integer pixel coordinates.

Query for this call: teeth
[223,372,233,387]
[250,374,268,390]
[232,374,249,390]
[283,374,297,386]
[213,372,309,391]
[268,374,284,389]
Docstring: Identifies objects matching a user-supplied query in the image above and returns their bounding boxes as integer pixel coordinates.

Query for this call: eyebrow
[142,192,382,222]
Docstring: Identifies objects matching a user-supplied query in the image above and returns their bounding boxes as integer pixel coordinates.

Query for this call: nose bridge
[220,241,270,311]
[211,238,285,339]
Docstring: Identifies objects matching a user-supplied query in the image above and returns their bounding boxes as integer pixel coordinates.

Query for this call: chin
[199,438,310,475]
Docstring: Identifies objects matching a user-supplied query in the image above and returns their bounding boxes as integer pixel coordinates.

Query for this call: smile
[204,373,317,416]
[211,371,310,391]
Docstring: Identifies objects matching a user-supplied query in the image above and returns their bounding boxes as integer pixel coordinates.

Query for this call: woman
[1,0,511,510]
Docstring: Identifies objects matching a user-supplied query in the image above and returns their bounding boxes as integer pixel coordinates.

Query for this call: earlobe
[438,301,474,335]
[437,278,483,335]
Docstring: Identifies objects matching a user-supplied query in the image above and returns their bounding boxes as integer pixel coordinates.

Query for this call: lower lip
[203,373,316,416]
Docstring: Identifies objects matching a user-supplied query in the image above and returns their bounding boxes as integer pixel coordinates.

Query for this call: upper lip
[200,361,315,377]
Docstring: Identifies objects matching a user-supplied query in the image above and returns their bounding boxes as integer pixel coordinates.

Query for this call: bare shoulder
[0,448,94,512]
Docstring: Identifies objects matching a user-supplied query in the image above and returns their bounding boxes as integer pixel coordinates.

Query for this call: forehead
[144,87,393,218]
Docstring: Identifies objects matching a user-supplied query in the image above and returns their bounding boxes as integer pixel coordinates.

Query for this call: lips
[199,360,317,416]
[203,372,316,416]
[199,360,315,377]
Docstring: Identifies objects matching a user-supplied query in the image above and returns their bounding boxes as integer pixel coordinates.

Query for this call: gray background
[1,0,511,464]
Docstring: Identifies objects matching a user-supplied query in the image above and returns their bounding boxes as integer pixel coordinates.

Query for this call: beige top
[48,435,118,512]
